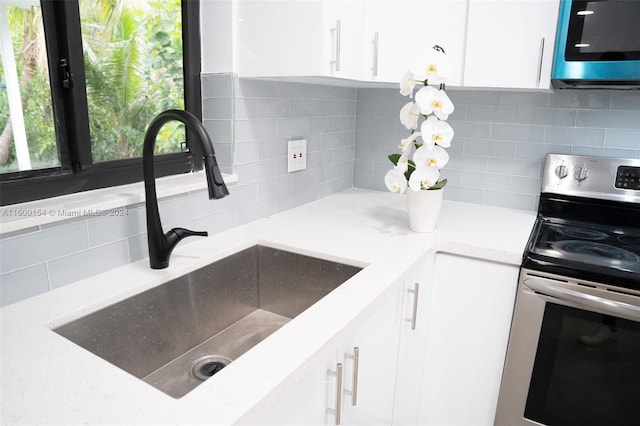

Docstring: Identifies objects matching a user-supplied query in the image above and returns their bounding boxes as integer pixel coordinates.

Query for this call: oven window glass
[524,303,640,425]
[566,0,640,61]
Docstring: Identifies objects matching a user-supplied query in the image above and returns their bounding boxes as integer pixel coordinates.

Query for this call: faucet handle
[164,228,208,255]
[170,227,208,240]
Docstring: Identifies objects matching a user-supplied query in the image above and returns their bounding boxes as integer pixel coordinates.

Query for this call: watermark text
[1,207,129,218]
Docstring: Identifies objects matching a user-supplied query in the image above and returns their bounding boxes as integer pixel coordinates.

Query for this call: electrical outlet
[287,139,307,172]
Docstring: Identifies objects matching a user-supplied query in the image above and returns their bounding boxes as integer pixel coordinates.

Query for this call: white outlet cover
[288,139,307,172]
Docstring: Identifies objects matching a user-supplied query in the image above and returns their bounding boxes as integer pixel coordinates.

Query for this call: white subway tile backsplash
[354,87,639,212]
[0,264,50,307]
[450,120,492,139]
[237,79,278,98]
[466,105,518,123]
[464,139,516,158]
[544,126,605,147]
[276,82,309,98]
[0,222,89,273]
[201,74,233,98]
[576,110,640,129]
[203,98,233,119]
[610,92,640,110]
[515,143,571,160]
[292,99,323,117]
[87,207,146,247]
[549,90,611,109]
[517,107,576,127]
[276,117,310,137]
[483,190,537,211]
[491,123,545,142]
[48,240,130,290]
[4,80,639,307]
[460,171,512,192]
[236,119,277,142]
[496,91,550,107]
[603,129,640,150]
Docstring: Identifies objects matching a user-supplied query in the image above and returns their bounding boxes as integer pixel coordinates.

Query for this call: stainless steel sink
[54,245,362,398]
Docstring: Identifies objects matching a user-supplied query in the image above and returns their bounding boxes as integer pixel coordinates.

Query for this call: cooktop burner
[525,218,640,289]
[551,240,640,270]
[555,226,609,240]
[619,234,640,250]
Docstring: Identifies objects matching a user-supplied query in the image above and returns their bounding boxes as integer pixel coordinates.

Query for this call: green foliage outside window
[0,0,186,172]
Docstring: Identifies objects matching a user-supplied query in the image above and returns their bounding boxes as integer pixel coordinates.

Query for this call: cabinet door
[464,0,560,89]
[363,1,467,85]
[322,1,366,80]
[234,0,364,79]
[252,343,342,426]
[339,279,405,425]
[391,258,431,426]
[418,253,519,426]
[234,1,324,77]
[254,278,405,425]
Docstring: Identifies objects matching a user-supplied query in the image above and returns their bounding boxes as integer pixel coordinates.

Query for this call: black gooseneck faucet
[143,109,229,269]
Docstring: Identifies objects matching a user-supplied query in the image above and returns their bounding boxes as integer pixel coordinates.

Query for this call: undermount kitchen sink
[54,245,363,398]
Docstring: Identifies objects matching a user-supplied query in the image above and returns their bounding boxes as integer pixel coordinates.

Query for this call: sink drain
[191,355,232,381]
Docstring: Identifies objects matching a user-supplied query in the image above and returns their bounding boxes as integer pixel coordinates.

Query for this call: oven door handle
[524,278,640,321]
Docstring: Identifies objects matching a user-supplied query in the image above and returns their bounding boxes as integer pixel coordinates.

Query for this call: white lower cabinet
[254,252,517,425]
[255,271,410,425]
[391,256,433,426]
[416,253,519,426]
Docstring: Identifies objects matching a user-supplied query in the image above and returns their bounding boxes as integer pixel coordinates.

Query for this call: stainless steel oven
[495,154,640,426]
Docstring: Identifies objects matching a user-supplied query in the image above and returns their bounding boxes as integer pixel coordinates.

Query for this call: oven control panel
[616,166,640,190]
[542,154,640,202]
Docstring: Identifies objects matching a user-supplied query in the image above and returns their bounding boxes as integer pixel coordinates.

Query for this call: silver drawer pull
[327,363,343,425]
[406,283,420,330]
[371,32,379,77]
[537,37,545,86]
[344,347,359,406]
[330,20,341,71]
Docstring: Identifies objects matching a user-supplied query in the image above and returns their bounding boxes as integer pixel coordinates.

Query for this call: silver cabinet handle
[536,37,545,86]
[327,363,343,425]
[344,347,359,406]
[371,32,379,77]
[406,283,420,330]
[330,20,341,71]
[524,278,640,321]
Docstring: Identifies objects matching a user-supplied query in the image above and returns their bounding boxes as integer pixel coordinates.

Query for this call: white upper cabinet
[463,0,561,89]
[208,0,561,89]
[233,0,365,80]
[362,0,467,86]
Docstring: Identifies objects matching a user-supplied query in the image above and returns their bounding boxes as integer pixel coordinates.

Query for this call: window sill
[0,172,238,236]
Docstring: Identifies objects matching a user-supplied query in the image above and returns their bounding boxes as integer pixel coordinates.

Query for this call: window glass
[0,3,59,173]
[79,0,186,161]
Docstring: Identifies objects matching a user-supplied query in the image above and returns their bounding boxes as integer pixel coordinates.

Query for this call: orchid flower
[399,101,421,130]
[415,86,455,120]
[399,131,421,152]
[420,116,453,149]
[414,145,450,169]
[385,169,408,194]
[400,70,418,97]
[410,46,452,85]
[408,166,440,191]
[386,45,454,193]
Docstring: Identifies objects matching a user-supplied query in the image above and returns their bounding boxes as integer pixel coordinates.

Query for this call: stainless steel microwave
[552,0,640,89]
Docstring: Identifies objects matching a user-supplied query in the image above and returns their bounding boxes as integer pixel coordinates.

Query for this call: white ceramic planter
[407,188,443,233]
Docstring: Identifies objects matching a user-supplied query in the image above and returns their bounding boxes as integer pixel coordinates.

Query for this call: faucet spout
[143,109,229,269]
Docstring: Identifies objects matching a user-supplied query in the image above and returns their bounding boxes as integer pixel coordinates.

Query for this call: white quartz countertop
[0,188,536,425]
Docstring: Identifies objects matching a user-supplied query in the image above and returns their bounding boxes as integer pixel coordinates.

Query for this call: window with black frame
[0,0,202,206]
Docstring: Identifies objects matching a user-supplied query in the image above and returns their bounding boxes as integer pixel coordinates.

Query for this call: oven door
[495,269,640,426]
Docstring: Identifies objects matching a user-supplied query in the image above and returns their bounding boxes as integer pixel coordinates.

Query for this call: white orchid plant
[385,45,454,193]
